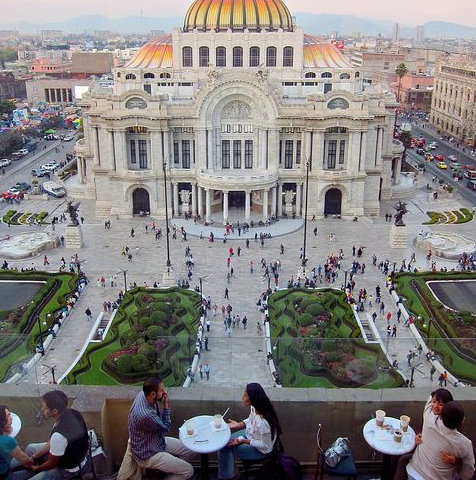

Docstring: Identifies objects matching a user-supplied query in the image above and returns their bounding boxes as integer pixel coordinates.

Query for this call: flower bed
[424,209,473,225]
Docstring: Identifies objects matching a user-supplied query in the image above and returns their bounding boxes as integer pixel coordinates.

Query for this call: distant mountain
[2,14,476,39]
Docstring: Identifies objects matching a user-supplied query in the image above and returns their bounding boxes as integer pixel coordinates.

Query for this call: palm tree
[394,63,408,132]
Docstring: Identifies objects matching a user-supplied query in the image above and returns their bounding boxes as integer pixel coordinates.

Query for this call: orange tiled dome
[125,35,173,69]
[183,0,293,32]
[303,35,352,68]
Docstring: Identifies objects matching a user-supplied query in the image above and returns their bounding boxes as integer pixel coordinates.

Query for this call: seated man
[12,390,90,480]
[121,377,195,480]
[407,401,475,480]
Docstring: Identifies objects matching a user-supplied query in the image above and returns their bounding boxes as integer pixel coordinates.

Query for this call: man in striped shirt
[127,377,195,479]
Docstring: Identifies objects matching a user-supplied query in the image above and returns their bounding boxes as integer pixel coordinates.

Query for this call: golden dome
[125,35,173,69]
[303,35,352,69]
[183,0,293,32]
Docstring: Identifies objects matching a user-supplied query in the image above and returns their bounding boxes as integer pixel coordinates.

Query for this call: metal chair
[315,424,358,480]
[73,431,98,480]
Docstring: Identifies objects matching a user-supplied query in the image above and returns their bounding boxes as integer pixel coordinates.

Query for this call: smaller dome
[303,35,352,69]
[125,35,173,69]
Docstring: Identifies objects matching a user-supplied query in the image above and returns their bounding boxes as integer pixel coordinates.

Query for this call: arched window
[283,47,293,67]
[266,46,277,67]
[321,72,332,78]
[159,72,171,79]
[305,72,316,78]
[216,46,226,67]
[249,46,260,67]
[340,73,350,79]
[125,73,137,80]
[355,71,360,78]
[233,47,243,67]
[144,72,155,79]
[182,47,193,67]
[199,46,209,67]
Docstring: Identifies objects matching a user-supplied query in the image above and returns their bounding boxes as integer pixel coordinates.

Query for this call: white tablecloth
[10,413,21,438]
[363,416,415,456]
[179,415,231,454]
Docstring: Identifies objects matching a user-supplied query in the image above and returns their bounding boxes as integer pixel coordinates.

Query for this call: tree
[0,132,23,157]
[0,100,16,117]
[395,63,408,132]
[399,130,413,165]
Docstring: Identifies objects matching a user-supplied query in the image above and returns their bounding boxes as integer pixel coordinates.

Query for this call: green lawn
[268,288,403,389]
[66,287,201,387]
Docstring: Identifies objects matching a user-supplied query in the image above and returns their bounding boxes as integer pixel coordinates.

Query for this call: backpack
[275,437,303,480]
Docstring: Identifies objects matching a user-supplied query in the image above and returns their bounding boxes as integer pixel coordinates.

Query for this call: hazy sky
[2,0,475,26]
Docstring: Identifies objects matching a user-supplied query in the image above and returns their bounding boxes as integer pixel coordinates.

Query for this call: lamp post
[344,270,348,291]
[44,364,57,384]
[297,160,310,282]
[162,159,175,286]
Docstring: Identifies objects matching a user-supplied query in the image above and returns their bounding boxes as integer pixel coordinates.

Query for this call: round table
[179,415,231,479]
[10,413,21,438]
[363,416,416,480]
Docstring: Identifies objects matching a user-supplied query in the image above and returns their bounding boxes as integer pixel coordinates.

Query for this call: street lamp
[297,159,310,282]
[43,364,57,384]
[162,158,175,286]
[117,268,128,292]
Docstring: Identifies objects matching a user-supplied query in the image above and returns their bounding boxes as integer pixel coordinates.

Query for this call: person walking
[206,318,211,332]
[204,363,210,381]
[430,365,436,381]
[204,337,209,351]
[392,324,397,337]
[199,365,203,380]
[43,255,49,266]
[130,228,135,237]
[380,302,385,314]
[250,261,253,274]
[85,308,92,322]
[224,288,229,299]
[386,311,392,323]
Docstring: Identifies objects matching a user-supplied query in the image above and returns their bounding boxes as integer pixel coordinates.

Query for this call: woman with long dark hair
[218,383,281,479]
[0,406,34,480]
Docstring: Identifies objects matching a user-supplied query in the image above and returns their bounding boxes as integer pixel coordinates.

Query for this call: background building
[391,73,434,112]
[430,58,476,147]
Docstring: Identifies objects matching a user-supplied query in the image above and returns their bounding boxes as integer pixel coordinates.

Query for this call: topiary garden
[268,288,403,389]
[65,287,201,386]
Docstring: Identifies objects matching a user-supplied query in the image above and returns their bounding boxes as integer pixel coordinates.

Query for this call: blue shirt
[0,435,17,474]
[128,391,171,461]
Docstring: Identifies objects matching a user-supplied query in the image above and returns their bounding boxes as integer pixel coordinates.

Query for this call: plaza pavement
[1,168,475,389]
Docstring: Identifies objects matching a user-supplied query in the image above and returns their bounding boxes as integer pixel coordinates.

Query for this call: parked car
[462,164,475,171]
[42,181,66,198]
[416,148,425,155]
[434,154,444,161]
[41,162,59,171]
[451,163,461,170]
[17,149,29,156]
[31,168,49,177]
[436,161,447,169]
[11,151,26,160]
[448,155,458,162]
[63,134,74,141]
[1,191,21,199]
[467,180,476,191]
[464,170,476,180]
[14,182,31,192]
[44,134,59,141]
[0,159,11,167]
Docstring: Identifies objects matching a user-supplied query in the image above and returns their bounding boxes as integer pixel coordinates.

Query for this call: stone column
[163,130,170,165]
[394,157,402,184]
[263,189,269,221]
[173,183,179,216]
[305,131,312,164]
[296,183,302,217]
[113,131,123,174]
[313,131,325,171]
[359,131,367,173]
[152,130,163,174]
[205,189,212,223]
[271,186,277,216]
[260,128,267,169]
[207,129,213,170]
[191,183,197,215]
[108,130,115,171]
[93,127,100,166]
[198,186,203,217]
[78,156,85,183]
[277,183,283,216]
[245,191,251,223]
[223,191,229,224]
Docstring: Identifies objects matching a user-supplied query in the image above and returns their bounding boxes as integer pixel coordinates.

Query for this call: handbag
[275,436,303,480]
[324,437,350,468]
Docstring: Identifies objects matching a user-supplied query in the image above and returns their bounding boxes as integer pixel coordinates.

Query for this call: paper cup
[400,415,410,432]
[376,410,386,427]
[214,414,222,429]
[394,429,402,443]
[185,420,195,435]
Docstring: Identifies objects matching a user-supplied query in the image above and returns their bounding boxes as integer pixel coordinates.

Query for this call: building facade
[76,0,403,220]
[430,58,476,147]
[391,74,434,112]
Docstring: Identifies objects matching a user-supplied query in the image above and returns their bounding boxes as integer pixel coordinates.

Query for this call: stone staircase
[93,314,110,341]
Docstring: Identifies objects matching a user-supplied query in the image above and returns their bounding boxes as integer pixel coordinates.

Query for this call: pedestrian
[80,216,84,224]
[380,302,385,314]
[392,324,397,337]
[131,228,135,237]
[224,288,229,299]
[386,311,392,323]
[44,255,49,266]
[85,308,92,322]
[204,363,210,380]
[250,261,253,274]
[313,227,317,236]
[387,324,391,337]
[438,373,445,387]
[242,316,248,329]
[371,312,377,322]
[206,318,211,332]
[430,365,436,381]
[199,364,203,379]
[204,336,209,351]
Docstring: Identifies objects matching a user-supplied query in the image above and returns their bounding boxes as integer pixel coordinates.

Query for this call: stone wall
[2,385,476,470]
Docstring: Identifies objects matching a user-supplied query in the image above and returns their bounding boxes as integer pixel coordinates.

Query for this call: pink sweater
[409,397,475,480]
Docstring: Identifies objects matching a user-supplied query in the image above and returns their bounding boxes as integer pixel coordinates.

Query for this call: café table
[179,414,231,480]
[363,416,416,480]
[10,412,22,438]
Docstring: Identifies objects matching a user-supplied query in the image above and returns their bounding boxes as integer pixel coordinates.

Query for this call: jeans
[10,443,91,480]
[218,430,267,479]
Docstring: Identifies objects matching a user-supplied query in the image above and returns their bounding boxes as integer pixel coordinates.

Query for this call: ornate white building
[76,0,404,221]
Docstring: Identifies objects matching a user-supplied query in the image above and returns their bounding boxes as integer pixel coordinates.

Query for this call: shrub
[121,329,139,347]
[151,311,166,325]
[325,351,341,363]
[116,354,133,374]
[321,340,338,352]
[139,316,152,328]
[298,313,314,327]
[132,354,150,372]
[305,304,326,317]
[446,186,454,193]
[155,302,171,313]
[300,297,317,309]
[146,325,165,339]
[438,179,444,185]
[138,343,157,361]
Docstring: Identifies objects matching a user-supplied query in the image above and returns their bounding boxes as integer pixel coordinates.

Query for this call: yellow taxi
[437,161,448,169]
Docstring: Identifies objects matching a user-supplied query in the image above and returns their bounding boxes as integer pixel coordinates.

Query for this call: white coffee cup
[185,420,195,436]
[400,415,410,432]
[394,429,402,443]
[214,414,222,429]
[376,410,386,427]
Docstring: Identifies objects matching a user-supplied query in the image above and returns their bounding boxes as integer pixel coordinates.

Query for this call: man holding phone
[125,377,195,479]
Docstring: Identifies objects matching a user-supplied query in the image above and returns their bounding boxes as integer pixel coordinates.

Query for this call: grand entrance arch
[324,188,342,215]
[132,188,150,215]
